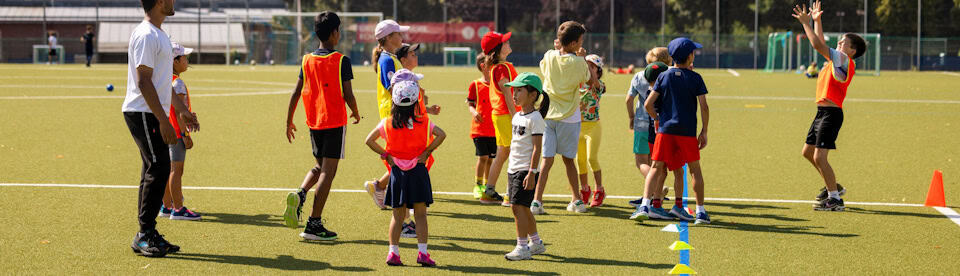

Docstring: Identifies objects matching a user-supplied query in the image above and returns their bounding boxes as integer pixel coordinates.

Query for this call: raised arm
[793,2,831,60]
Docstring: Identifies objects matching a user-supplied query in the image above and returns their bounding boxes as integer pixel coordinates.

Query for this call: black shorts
[473,137,497,158]
[48,49,57,56]
[310,126,345,160]
[508,171,538,207]
[805,106,844,149]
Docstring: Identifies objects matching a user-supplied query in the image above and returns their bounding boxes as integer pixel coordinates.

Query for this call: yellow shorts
[492,114,512,147]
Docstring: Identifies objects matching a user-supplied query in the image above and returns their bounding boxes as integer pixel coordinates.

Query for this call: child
[480,31,519,205]
[159,42,200,221]
[576,54,606,207]
[805,61,819,78]
[364,69,446,267]
[364,19,411,210]
[534,21,594,214]
[641,37,711,224]
[466,54,496,199]
[47,31,58,64]
[793,1,866,211]
[283,11,362,239]
[502,72,549,261]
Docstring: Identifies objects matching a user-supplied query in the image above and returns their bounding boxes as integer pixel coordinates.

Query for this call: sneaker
[130,231,168,257]
[296,189,307,221]
[400,222,417,238]
[649,206,674,220]
[416,251,436,267]
[158,205,173,218]
[504,245,532,261]
[669,205,695,221]
[815,184,847,201]
[364,180,387,210]
[283,192,300,228]
[813,197,845,212]
[386,252,403,266]
[629,205,650,221]
[153,231,180,254]
[530,200,547,215]
[473,184,485,199]
[170,207,201,221]
[628,198,643,207]
[566,200,587,213]
[527,239,546,255]
[480,189,504,204]
[301,218,338,240]
[579,187,592,206]
[590,189,606,208]
[695,211,712,224]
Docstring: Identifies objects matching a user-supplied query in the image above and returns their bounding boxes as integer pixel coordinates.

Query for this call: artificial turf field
[1,63,959,274]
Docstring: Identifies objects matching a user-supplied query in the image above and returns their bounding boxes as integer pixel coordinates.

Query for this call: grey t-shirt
[627,72,652,132]
[827,48,850,81]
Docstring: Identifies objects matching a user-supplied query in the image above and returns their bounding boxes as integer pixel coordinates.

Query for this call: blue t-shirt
[377,52,398,89]
[627,72,651,132]
[652,68,708,137]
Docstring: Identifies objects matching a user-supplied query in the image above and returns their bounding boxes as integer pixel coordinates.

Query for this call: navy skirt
[385,164,434,209]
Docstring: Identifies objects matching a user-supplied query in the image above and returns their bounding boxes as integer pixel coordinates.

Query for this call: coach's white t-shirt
[508,111,546,174]
[122,20,173,115]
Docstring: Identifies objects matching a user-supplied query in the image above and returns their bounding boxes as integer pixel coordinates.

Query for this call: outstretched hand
[810,1,823,21]
[792,4,811,23]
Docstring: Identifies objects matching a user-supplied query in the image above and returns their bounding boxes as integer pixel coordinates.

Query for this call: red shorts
[651,133,700,171]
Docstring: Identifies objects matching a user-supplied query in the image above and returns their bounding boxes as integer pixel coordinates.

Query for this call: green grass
[1,64,959,274]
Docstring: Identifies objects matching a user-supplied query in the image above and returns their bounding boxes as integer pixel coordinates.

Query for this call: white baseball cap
[390,69,422,107]
[172,42,194,57]
[585,54,604,69]
[375,20,410,40]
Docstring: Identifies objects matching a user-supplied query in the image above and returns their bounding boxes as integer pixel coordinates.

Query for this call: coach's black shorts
[310,126,345,160]
[473,137,497,158]
[805,106,844,149]
[508,171,538,207]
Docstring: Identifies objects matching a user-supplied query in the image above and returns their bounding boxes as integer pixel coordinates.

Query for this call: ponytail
[371,37,388,72]
[483,44,503,68]
[534,88,550,118]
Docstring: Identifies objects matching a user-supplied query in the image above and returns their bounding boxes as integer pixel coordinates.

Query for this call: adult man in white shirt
[123,0,198,258]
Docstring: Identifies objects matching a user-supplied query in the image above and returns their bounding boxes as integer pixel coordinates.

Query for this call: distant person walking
[82,25,96,67]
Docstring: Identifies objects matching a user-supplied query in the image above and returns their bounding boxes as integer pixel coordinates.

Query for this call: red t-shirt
[466,79,495,138]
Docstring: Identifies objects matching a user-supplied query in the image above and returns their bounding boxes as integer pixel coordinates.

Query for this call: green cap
[644,62,669,82]
[504,72,543,93]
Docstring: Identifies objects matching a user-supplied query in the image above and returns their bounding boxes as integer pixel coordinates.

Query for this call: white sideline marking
[933,207,960,227]
[727,69,741,77]
[941,72,960,77]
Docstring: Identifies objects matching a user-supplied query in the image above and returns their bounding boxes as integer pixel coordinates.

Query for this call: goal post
[265,11,383,65]
[443,47,477,67]
[32,45,65,64]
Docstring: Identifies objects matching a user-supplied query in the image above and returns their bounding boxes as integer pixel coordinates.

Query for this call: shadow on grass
[538,253,675,269]
[438,265,559,275]
[168,253,372,272]
[706,210,808,222]
[301,239,510,257]
[429,211,558,224]
[199,212,287,228]
[846,207,948,219]
[700,220,858,238]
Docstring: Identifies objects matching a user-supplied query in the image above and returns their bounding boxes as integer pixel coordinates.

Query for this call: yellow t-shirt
[539,50,591,121]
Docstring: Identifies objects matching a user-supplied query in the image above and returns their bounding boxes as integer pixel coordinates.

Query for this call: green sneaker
[473,184,485,199]
[283,192,300,228]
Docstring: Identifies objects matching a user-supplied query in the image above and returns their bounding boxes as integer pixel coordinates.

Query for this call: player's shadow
[537,253,675,269]
[586,206,634,220]
[433,197,487,206]
[429,211,558,224]
[438,265,559,275]
[706,210,808,222]
[700,221,858,238]
[706,201,786,210]
[168,253,372,272]
[197,212,287,228]
[303,239,519,257]
[846,207,949,219]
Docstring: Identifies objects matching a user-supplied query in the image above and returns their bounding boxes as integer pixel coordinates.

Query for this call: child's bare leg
[482,156,493,183]
[672,169,684,205]
[389,207,406,246]
[593,170,603,191]
[309,158,339,218]
[801,144,823,178]
[642,161,666,204]
[375,171,389,190]
[300,165,320,191]
[511,205,531,239]
[813,148,838,191]
[534,157,554,202]
[687,161,705,206]
[475,156,490,184]
[486,146,510,189]
[561,157,581,201]
[578,174,589,191]
[412,203,428,244]
[168,161,185,209]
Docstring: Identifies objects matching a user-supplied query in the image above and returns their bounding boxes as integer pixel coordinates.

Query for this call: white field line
[933,207,960,227]
[941,72,960,77]
[726,69,741,77]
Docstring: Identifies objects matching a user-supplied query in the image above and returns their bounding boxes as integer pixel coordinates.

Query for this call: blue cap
[667,37,702,63]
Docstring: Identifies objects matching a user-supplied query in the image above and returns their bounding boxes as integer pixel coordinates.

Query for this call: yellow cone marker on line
[669,241,694,251]
[668,263,697,274]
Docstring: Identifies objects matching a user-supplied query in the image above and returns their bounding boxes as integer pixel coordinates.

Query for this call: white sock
[517,237,529,248]
[389,245,399,255]
[828,191,841,200]
[641,198,651,207]
[696,205,706,214]
[417,243,428,254]
[529,232,541,243]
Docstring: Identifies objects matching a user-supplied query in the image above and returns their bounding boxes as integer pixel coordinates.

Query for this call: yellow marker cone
[668,241,694,251]
[668,263,697,274]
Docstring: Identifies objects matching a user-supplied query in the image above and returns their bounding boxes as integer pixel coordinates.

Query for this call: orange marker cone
[924,170,946,207]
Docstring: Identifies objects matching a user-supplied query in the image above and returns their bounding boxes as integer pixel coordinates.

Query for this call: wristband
[529,169,539,174]
[380,153,389,159]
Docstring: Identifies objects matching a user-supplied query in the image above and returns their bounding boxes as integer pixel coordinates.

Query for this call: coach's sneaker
[579,187,592,206]
[170,207,201,221]
[283,192,300,228]
[628,198,643,207]
[814,197,845,212]
[815,184,847,201]
[590,189,606,208]
[480,189,504,204]
[364,180,387,210]
[630,205,650,221]
[300,218,338,241]
[566,200,587,213]
[669,205,696,221]
[130,230,168,257]
[296,188,307,221]
[416,251,436,267]
[695,211,712,224]
[527,239,546,255]
[158,205,173,218]
[649,207,674,220]
[400,222,417,238]
[153,231,180,254]
[473,184,485,199]
[530,200,547,215]
[386,252,403,266]
[505,245,532,261]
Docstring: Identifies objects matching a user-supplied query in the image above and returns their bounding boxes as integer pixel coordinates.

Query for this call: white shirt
[828,48,850,81]
[48,36,57,47]
[508,111,546,174]
[172,78,187,95]
[122,20,173,114]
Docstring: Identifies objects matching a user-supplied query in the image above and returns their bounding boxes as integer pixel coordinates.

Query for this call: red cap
[481,32,512,54]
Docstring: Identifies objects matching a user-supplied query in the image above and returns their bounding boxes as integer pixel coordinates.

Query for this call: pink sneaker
[386,252,403,266]
[416,251,436,267]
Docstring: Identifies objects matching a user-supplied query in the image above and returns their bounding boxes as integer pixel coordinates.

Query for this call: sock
[517,237,529,248]
[675,199,683,208]
[641,198,651,207]
[475,176,484,185]
[529,233,541,243]
[696,205,706,214]
[652,199,662,208]
[828,191,841,200]
[417,243,428,254]
[389,245,400,255]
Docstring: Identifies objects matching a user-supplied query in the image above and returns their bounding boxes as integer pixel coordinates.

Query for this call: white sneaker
[527,239,546,255]
[566,200,587,213]
[363,180,387,209]
[530,200,547,215]
[504,245,532,261]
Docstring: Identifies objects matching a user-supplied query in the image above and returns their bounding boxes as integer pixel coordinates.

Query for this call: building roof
[0,6,286,23]
[98,22,247,54]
